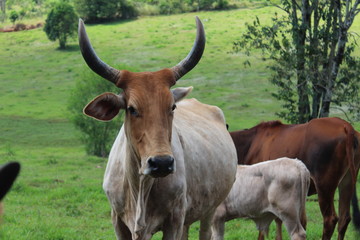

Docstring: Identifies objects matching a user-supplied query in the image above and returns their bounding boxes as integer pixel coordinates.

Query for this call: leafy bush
[9,10,19,24]
[68,69,123,157]
[74,0,138,22]
[43,1,78,49]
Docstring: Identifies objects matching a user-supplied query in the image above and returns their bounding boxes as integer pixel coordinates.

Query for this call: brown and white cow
[211,157,310,240]
[229,117,360,240]
[78,17,237,240]
[0,162,20,218]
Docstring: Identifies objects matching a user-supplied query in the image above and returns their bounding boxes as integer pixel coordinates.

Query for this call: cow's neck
[124,140,155,239]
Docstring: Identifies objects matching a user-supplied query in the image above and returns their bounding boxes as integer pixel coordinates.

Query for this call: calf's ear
[0,162,21,201]
[84,92,126,121]
[172,86,193,102]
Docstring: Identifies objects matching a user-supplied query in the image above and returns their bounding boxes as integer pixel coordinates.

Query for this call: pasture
[0,6,360,239]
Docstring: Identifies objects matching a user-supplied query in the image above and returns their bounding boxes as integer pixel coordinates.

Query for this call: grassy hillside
[0,6,359,239]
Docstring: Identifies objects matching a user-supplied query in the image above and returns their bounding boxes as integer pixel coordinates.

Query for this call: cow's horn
[171,16,206,81]
[78,19,121,85]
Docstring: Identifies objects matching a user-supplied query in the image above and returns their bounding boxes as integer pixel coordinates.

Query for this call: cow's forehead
[119,69,176,106]
[118,69,176,90]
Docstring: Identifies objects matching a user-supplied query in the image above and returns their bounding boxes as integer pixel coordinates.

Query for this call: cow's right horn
[78,19,121,86]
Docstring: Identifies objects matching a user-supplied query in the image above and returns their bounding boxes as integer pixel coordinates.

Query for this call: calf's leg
[275,218,283,240]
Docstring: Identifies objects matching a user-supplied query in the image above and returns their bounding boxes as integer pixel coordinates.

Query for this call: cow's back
[233,118,352,170]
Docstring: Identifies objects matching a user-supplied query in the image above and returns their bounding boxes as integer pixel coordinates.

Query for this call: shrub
[9,10,19,25]
[43,1,78,49]
[74,0,137,22]
[67,69,122,157]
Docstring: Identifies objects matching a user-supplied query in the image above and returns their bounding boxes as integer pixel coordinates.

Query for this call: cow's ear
[172,86,193,102]
[0,162,20,201]
[84,92,126,121]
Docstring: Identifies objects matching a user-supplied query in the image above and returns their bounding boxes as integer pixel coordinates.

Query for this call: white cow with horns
[78,17,237,240]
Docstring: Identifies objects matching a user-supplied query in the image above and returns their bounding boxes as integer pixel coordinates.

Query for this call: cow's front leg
[111,210,132,240]
[162,207,186,240]
[200,211,216,240]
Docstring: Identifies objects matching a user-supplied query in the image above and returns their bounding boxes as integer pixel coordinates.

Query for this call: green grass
[0,6,360,239]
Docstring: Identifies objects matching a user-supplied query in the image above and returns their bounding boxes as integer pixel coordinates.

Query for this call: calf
[211,158,310,240]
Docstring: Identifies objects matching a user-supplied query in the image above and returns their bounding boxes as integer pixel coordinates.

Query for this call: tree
[0,0,6,18]
[9,10,18,24]
[234,0,360,124]
[74,0,137,22]
[67,70,122,157]
[43,1,78,49]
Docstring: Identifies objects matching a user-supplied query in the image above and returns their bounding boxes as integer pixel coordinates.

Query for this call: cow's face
[84,70,192,177]
[79,17,205,178]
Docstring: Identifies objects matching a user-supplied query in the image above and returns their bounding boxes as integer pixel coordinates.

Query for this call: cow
[0,162,21,218]
[211,157,310,240]
[78,17,237,240]
[229,117,360,240]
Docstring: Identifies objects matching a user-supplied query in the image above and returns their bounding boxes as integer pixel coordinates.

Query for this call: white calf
[211,158,310,240]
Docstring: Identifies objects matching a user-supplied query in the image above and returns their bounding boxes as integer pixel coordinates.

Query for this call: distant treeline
[1,0,270,22]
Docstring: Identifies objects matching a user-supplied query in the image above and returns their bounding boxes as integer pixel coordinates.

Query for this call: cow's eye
[172,104,177,112]
[127,106,139,117]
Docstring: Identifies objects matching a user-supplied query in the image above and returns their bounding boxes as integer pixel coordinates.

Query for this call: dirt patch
[0,22,43,32]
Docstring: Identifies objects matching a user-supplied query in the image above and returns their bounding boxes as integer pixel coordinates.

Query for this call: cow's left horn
[78,19,121,85]
[171,16,206,81]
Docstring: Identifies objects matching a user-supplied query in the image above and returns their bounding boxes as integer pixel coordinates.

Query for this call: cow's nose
[146,155,175,178]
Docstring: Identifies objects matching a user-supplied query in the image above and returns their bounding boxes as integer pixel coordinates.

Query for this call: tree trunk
[0,0,5,14]
[295,0,311,123]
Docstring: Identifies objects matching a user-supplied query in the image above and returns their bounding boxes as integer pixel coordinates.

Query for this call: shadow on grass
[56,44,80,52]
[83,18,137,27]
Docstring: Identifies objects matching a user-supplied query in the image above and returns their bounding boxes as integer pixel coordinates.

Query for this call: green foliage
[73,0,138,22]
[43,1,78,49]
[9,10,18,24]
[67,70,122,157]
[18,8,26,19]
[234,1,360,124]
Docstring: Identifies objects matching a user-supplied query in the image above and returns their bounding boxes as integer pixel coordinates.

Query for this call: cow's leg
[111,210,132,240]
[281,216,306,240]
[317,187,338,240]
[199,211,215,240]
[257,231,265,240]
[337,171,353,240]
[275,218,283,240]
[300,205,307,230]
[210,217,225,240]
[162,204,186,240]
[181,225,189,240]
[210,204,227,240]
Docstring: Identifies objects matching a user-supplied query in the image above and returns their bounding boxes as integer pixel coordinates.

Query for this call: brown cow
[79,17,237,240]
[230,117,360,240]
[0,162,20,218]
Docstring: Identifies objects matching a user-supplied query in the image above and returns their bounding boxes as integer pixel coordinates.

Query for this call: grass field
[0,6,360,239]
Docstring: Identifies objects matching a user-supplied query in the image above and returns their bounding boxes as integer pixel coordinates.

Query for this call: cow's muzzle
[144,155,175,178]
